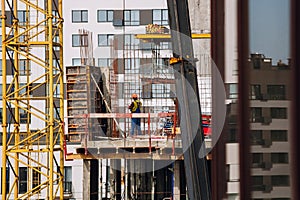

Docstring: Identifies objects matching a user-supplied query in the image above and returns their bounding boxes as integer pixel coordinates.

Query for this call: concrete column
[83,160,91,200]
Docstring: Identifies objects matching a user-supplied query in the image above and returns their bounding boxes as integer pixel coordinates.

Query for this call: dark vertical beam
[211,0,227,199]
[179,160,187,200]
[167,0,211,199]
[237,0,251,199]
[112,159,121,200]
[291,0,300,198]
[90,160,99,200]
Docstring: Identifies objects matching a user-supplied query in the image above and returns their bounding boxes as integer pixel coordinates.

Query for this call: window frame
[72,34,88,47]
[19,167,28,194]
[72,10,88,23]
[98,34,114,47]
[124,10,140,26]
[97,10,113,22]
[152,9,168,25]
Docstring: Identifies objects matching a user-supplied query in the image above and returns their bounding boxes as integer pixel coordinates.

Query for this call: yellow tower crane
[1,0,64,199]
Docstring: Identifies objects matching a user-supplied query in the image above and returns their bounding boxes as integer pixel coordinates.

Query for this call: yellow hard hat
[132,93,138,98]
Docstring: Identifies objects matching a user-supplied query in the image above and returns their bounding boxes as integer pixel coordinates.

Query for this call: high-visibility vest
[131,100,142,113]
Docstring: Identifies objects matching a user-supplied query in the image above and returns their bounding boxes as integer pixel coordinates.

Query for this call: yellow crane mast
[1,0,64,199]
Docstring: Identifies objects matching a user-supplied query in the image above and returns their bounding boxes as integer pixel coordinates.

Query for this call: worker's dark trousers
[131,118,142,136]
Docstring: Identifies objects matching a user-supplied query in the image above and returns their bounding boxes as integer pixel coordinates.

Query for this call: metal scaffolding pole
[1,0,64,199]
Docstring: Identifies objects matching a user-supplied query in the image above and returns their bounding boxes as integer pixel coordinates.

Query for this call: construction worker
[128,93,142,136]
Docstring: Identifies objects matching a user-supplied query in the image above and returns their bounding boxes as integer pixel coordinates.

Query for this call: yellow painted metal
[1,0,64,199]
[135,33,211,39]
[169,57,183,65]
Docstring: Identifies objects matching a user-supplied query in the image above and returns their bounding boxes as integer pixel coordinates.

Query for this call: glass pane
[124,10,130,21]
[81,10,88,22]
[107,11,113,22]
[98,10,107,22]
[72,58,81,66]
[72,11,81,22]
[153,10,161,21]
[72,35,80,47]
[98,58,108,67]
[98,35,107,46]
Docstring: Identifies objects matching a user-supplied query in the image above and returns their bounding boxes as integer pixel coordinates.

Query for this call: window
[72,58,81,66]
[159,41,172,50]
[267,85,286,100]
[252,176,264,191]
[0,84,2,100]
[32,167,41,192]
[271,108,287,119]
[72,10,88,23]
[228,128,237,143]
[250,107,262,122]
[0,59,2,75]
[1,167,9,194]
[98,58,113,67]
[20,109,31,124]
[271,130,288,141]
[153,9,168,25]
[19,83,32,97]
[19,59,30,76]
[251,130,263,145]
[124,58,140,73]
[228,83,238,99]
[97,10,113,22]
[19,167,27,194]
[98,34,114,46]
[250,84,261,100]
[17,10,26,24]
[124,34,139,47]
[124,10,140,26]
[253,58,261,69]
[252,153,263,164]
[72,34,88,47]
[271,175,289,186]
[271,153,289,164]
[64,167,72,193]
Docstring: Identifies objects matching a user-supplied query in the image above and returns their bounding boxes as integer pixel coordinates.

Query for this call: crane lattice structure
[1,0,64,199]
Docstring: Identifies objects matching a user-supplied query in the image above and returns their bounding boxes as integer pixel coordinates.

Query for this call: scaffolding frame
[1,0,64,199]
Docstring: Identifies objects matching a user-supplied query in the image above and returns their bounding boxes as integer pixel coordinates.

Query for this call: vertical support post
[84,114,88,155]
[1,1,7,198]
[172,112,176,155]
[237,0,250,199]
[211,0,227,198]
[58,0,65,198]
[291,0,300,198]
[47,0,54,198]
[13,0,20,198]
[148,112,151,153]
[83,160,91,200]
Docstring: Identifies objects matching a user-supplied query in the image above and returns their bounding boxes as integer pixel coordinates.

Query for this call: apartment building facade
[226,54,291,200]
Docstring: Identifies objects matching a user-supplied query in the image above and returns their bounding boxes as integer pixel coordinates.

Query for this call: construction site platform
[66,136,212,160]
